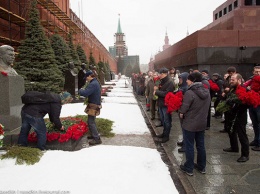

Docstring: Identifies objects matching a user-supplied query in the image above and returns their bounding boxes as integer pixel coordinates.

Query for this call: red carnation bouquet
[251,75,260,92]
[236,76,260,108]
[165,91,183,113]
[28,117,88,143]
[208,79,220,92]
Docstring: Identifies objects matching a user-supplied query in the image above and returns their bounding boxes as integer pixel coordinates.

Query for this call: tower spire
[117,14,122,33]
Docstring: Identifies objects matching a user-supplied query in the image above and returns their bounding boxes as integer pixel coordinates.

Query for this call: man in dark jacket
[179,72,211,176]
[223,73,249,162]
[153,67,175,143]
[79,70,102,146]
[18,91,73,150]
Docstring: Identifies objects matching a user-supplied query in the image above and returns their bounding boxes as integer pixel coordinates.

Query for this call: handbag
[84,103,102,116]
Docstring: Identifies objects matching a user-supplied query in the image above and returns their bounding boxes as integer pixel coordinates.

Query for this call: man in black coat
[223,73,249,162]
[153,68,175,143]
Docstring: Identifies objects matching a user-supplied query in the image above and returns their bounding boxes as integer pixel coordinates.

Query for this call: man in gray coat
[179,72,211,176]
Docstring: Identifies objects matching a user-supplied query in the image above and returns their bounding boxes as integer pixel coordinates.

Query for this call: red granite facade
[154,0,260,79]
[0,0,117,73]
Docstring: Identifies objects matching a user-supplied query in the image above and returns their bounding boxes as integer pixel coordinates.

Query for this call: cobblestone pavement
[135,95,260,194]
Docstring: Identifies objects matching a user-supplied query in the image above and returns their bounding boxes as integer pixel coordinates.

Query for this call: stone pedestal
[0,75,25,132]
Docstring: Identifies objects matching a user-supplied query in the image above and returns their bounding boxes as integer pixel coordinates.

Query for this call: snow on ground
[0,77,178,194]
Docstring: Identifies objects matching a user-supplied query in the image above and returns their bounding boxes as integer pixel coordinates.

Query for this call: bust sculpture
[0,45,18,76]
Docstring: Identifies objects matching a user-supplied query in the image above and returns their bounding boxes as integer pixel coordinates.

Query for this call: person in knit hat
[179,72,211,176]
[18,91,73,150]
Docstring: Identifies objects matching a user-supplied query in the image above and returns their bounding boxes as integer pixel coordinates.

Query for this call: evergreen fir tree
[67,32,81,69]
[76,44,88,69]
[88,51,96,67]
[15,0,64,93]
[50,33,72,74]
[104,61,111,80]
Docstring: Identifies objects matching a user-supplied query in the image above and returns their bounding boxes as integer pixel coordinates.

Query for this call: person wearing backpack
[18,91,73,150]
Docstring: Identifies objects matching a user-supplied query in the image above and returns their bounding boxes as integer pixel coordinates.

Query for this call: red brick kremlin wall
[0,0,117,73]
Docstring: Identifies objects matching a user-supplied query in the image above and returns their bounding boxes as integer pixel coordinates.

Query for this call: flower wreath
[165,91,183,113]
[0,123,5,148]
[28,117,88,143]
[208,79,220,92]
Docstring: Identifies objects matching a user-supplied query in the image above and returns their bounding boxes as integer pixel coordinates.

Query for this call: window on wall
[256,0,260,5]
[215,13,218,20]
[219,10,222,17]
[224,7,227,15]
[245,0,253,5]
[234,0,238,8]
[228,4,232,12]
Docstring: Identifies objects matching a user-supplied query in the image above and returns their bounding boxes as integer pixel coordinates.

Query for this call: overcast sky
[70,0,226,64]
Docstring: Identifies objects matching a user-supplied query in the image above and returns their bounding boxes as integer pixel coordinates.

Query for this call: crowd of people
[131,65,260,176]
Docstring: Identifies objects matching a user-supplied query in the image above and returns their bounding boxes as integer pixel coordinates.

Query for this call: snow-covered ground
[0,76,178,194]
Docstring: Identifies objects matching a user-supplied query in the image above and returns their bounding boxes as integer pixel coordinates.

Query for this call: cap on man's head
[227,66,236,73]
[187,72,203,82]
[159,67,168,74]
[60,92,73,104]
[84,70,94,80]
[201,69,209,74]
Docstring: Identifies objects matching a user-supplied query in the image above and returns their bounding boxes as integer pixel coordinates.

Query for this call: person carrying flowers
[18,91,73,150]
[153,67,175,143]
[222,73,249,162]
[243,65,260,151]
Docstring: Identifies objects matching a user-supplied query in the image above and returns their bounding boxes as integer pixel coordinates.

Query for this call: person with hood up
[179,72,211,176]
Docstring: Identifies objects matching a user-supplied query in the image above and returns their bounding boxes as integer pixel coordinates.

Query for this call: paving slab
[136,95,260,194]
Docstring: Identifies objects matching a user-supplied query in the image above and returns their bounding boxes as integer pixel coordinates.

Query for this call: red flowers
[28,117,88,143]
[251,75,260,92]
[165,91,183,113]
[1,71,8,76]
[236,85,260,108]
[208,80,220,92]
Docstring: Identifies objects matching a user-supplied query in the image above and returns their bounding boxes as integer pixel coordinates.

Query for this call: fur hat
[60,92,73,104]
[187,72,203,82]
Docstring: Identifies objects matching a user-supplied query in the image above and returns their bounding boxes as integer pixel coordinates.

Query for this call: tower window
[257,0,260,5]
[224,7,227,15]
[234,0,238,8]
[215,13,218,20]
[228,4,232,12]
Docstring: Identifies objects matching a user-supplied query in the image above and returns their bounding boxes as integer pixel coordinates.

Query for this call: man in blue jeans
[79,70,102,146]
[18,91,73,150]
[179,72,211,176]
[153,67,174,143]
